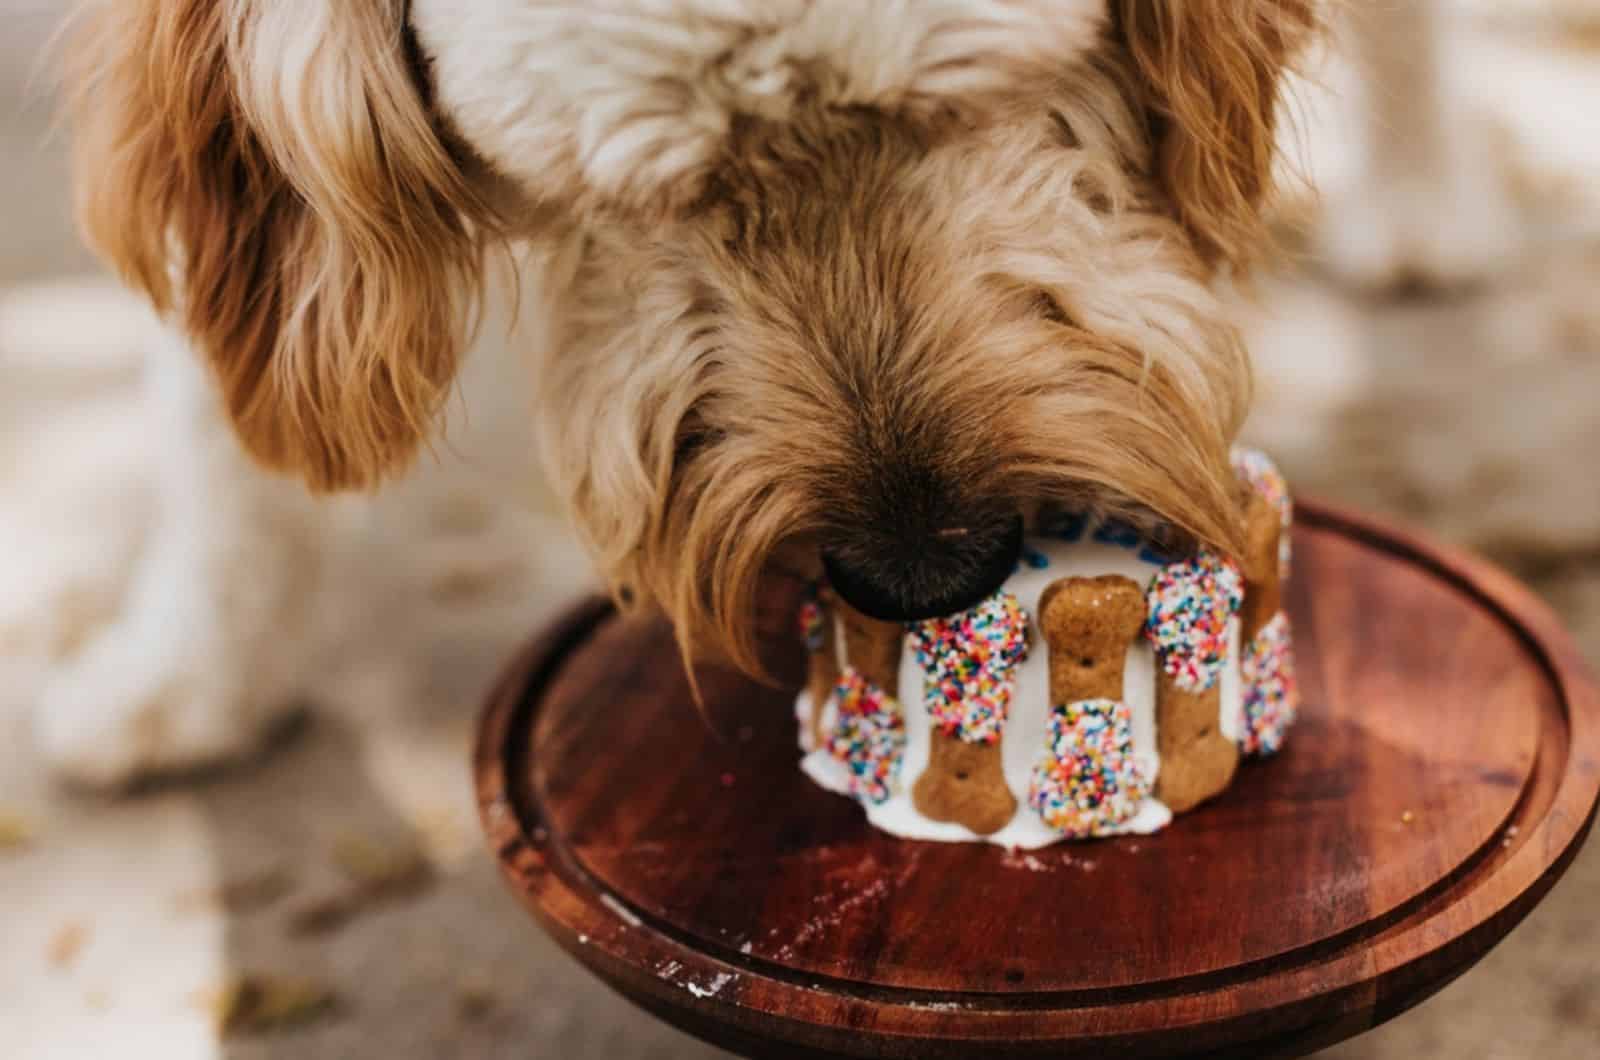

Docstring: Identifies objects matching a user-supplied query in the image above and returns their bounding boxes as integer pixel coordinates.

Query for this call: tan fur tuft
[67,0,499,491]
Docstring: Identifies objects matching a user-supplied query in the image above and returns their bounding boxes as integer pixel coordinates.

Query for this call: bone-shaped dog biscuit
[914,736,1016,835]
[819,598,909,805]
[1237,487,1299,756]
[836,601,903,698]
[1039,575,1147,704]
[1238,493,1284,646]
[1154,671,1238,814]
[909,594,1030,836]
[1148,549,1244,814]
[1025,576,1150,835]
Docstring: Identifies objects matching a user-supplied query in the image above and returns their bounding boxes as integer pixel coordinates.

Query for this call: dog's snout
[823,510,1024,623]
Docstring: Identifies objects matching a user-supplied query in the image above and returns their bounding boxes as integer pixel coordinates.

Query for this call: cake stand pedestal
[475,501,1600,1059]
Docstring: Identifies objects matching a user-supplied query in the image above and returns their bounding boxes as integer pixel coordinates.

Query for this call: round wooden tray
[475,501,1600,1059]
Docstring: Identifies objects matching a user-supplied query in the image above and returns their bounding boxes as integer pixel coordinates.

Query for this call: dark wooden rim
[475,500,1600,1057]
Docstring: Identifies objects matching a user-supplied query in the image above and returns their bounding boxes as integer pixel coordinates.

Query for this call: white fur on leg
[34,334,327,788]
[0,280,154,681]
[0,403,148,666]
[29,259,595,789]
[35,613,283,789]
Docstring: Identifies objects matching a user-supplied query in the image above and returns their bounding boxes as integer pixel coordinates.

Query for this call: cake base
[476,501,1600,1059]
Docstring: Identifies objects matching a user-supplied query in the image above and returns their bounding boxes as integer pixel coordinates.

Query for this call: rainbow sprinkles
[798,446,1300,848]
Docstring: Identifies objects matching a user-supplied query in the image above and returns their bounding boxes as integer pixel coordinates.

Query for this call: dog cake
[795,447,1297,848]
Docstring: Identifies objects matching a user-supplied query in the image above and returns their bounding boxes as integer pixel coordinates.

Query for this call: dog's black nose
[822,512,1024,623]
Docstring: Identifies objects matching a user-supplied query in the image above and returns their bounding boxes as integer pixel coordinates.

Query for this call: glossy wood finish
[476,501,1600,1059]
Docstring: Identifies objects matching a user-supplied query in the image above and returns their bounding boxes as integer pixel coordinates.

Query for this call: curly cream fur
[67,0,1313,677]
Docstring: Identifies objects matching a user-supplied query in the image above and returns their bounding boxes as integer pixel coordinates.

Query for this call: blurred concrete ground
[1,3,1597,1059]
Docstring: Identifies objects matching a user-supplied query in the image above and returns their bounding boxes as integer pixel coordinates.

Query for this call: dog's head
[70,0,1312,670]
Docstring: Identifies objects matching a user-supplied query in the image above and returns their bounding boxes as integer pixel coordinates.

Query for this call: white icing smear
[797,530,1242,847]
[795,690,817,753]
[1218,617,1245,745]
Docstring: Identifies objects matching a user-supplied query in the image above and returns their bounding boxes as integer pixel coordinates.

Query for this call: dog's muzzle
[822,512,1023,623]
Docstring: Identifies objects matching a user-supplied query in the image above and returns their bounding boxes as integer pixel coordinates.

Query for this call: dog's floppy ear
[1115,0,1314,271]
[68,0,497,491]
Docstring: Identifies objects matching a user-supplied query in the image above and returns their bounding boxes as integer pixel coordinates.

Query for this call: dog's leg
[1315,0,1522,291]
[0,280,154,669]
[34,332,327,788]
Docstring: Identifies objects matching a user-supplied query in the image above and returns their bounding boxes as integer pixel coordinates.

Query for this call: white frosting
[798,530,1245,847]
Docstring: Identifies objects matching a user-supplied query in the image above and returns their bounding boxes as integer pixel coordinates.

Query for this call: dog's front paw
[33,631,295,790]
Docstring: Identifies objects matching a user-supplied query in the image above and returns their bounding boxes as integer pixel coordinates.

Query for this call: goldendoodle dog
[43,0,1319,784]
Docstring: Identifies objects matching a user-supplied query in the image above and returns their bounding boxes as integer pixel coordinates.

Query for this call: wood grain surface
[476,500,1600,1059]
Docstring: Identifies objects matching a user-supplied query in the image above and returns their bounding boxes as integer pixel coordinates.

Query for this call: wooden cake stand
[475,501,1600,1059]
